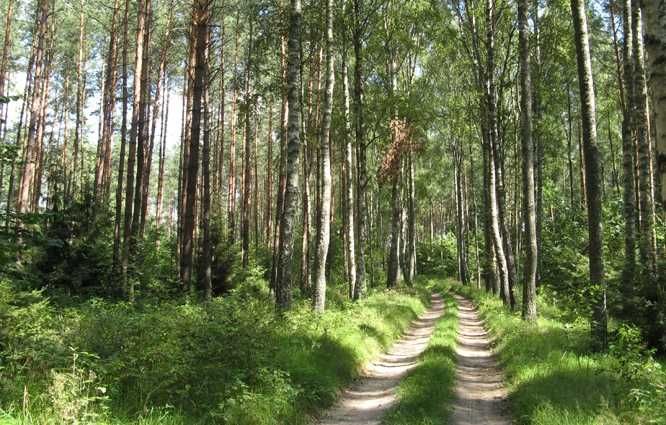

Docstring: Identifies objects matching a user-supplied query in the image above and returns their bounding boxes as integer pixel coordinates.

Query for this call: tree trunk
[482,130,499,294]
[519,0,537,320]
[341,54,357,298]
[143,6,173,231]
[201,23,212,301]
[113,0,130,273]
[271,35,289,291]
[643,1,666,206]
[241,19,254,269]
[265,103,273,244]
[134,0,152,238]
[227,12,240,242]
[94,0,120,208]
[353,0,367,300]
[486,0,512,307]
[17,0,50,214]
[619,0,638,297]
[215,6,225,217]
[122,0,151,301]
[387,167,403,288]
[406,143,417,284]
[181,0,209,291]
[276,0,303,311]
[571,0,607,349]
[454,143,468,285]
[0,0,15,145]
[155,80,170,227]
[631,0,657,279]
[313,0,334,313]
[70,1,86,200]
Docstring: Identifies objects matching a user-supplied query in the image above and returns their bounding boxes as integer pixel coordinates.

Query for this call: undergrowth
[0,275,430,425]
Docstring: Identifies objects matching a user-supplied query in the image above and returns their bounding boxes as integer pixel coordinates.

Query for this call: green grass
[0,281,432,425]
[442,278,666,425]
[383,277,458,425]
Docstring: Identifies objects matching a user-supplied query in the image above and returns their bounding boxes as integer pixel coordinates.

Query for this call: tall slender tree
[94,0,121,208]
[181,0,211,290]
[519,0,537,320]
[642,0,666,206]
[630,0,657,279]
[571,0,607,349]
[17,0,51,214]
[276,0,303,311]
[313,0,335,312]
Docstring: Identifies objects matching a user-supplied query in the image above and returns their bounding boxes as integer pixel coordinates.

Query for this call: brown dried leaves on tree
[378,119,421,183]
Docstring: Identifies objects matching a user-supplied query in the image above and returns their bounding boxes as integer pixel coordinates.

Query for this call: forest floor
[450,294,510,425]
[317,293,445,425]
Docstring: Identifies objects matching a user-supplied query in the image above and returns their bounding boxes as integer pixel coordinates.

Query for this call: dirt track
[317,293,445,425]
[450,294,510,425]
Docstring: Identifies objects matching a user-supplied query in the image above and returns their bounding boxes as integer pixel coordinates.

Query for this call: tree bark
[485,0,512,307]
[70,1,86,200]
[265,103,273,244]
[134,0,152,237]
[454,142,468,286]
[353,0,368,300]
[94,0,120,208]
[122,0,151,301]
[631,0,657,279]
[201,22,212,301]
[227,12,240,242]
[643,0,666,206]
[276,0,303,311]
[313,0,334,312]
[113,0,130,273]
[241,18,254,268]
[181,0,210,291]
[17,0,50,214]
[155,79,170,227]
[341,54,357,298]
[0,0,15,145]
[519,0,537,320]
[406,141,417,284]
[571,0,607,349]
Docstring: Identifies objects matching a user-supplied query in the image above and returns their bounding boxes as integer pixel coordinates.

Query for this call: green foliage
[48,352,109,424]
[0,276,430,424]
[416,234,457,277]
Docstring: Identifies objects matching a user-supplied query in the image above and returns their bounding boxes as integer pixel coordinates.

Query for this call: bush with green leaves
[416,233,457,277]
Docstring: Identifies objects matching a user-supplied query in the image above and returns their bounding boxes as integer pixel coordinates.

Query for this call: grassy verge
[441,278,666,425]
[0,279,431,425]
[383,277,458,425]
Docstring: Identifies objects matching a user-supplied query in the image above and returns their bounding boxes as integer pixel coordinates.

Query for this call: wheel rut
[317,293,445,425]
[450,294,510,425]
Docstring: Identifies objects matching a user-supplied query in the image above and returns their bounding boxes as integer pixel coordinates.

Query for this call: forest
[0,0,665,423]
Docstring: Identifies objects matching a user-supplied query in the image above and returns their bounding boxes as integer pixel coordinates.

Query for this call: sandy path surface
[450,294,510,425]
[317,293,445,425]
